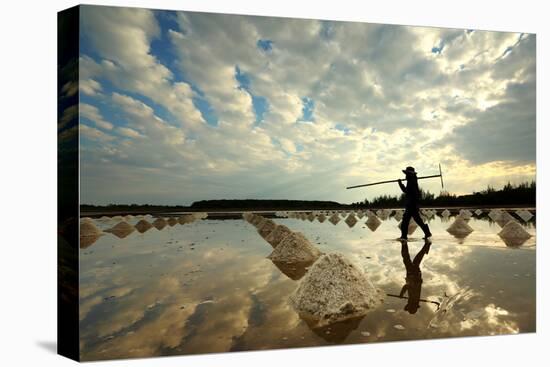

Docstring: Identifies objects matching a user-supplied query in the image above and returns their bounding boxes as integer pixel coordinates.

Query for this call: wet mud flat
[78,209,536,360]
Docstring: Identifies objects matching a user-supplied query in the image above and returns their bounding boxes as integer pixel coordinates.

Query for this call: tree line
[350,181,535,208]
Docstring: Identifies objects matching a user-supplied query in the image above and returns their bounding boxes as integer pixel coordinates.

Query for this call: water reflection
[390,240,433,314]
[271,260,314,280]
[79,212,536,360]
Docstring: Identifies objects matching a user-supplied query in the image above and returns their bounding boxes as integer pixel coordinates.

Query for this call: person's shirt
[400,175,420,207]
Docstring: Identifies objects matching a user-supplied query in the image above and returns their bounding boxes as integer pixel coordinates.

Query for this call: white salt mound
[441,209,451,217]
[80,221,102,237]
[250,215,264,226]
[516,210,533,222]
[488,209,502,221]
[345,214,358,228]
[152,218,167,230]
[167,217,178,226]
[258,220,277,238]
[290,253,384,326]
[307,212,316,222]
[265,224,293,247]
[393,210,403,221]
[178,215,194,225]
[268,232,322,263]
[254,217,269,228]
[106,221,135,238]
[397,220,417,235]
[446,217,474,238]
[496,211,516,227]
[328,213,341,225]
[365,215,382,232]
[135,219,153,233]
[317,213,327,223]
[498,221,532,244]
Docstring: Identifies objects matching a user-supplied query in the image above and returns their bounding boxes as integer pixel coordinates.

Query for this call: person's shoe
[423,232,432,240]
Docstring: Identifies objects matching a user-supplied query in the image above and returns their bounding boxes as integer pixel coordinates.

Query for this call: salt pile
[458,209,472,220]
[317,213,327,223]
[376,210,389,220]
[498,221,532,247]
[307,212,316,222]
[250,215,264,226]
[256,218,274,231]
[446,217,474,238]
[268,232,322,263]
[345,214,358,228]
[135,219,153,233]
[356,211,365,219]
[193,212,208,219]
[178,215,194,225]
[441,209,451,217]
[328,213,341,225]
[152,218,167,230]
[265,224,293,247]
[80,220,102,248]
[112,216,123,221]
[290,253,384,326]
[258,219,277,238]
[167,217,178,226]
[365,215,382,232]
[105,221,135,238]
[397,220,417,235]
[515,210,533,222]
[474,209,483,216]
[488,209,502,221]
[393,210,403,221]
[496,211,516,227]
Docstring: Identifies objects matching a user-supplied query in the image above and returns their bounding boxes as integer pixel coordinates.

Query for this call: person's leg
[412,241,430,266]
[401,241,412,269]
[401,209,412,238]
[412,209,432,238]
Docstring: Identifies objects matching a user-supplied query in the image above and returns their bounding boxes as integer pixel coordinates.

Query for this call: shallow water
[79,211,536,360]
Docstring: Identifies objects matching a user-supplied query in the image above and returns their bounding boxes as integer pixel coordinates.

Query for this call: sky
[74,5,536,205]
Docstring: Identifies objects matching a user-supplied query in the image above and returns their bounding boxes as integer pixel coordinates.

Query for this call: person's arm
[398,179,406,193]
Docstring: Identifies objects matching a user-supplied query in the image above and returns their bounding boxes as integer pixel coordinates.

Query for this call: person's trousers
[401,206,431,238]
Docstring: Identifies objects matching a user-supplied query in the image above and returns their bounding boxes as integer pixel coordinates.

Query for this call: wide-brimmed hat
[402,166,416,175]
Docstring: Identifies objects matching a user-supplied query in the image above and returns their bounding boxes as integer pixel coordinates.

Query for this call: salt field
[79,209,536,360]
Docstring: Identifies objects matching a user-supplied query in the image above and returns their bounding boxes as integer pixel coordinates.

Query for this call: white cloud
[78,8,535,205]
[80,103,113,130]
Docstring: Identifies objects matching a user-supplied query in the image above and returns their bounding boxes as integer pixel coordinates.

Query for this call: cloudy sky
[75,5,536,205]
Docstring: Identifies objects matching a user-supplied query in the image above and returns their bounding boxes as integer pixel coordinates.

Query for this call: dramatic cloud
[78,5,536,204]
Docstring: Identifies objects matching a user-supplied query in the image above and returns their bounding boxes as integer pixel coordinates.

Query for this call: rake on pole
[346,164,444,190]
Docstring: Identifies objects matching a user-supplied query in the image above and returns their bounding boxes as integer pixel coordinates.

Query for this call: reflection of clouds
[80,223,278,359]
[79,218,535,359]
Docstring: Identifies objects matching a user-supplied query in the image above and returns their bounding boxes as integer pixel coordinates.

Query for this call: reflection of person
[399,240,431,314]
[398,166,432,240]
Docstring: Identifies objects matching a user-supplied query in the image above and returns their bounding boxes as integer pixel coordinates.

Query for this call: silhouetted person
[398,166,432,240]
[399,240,431,314]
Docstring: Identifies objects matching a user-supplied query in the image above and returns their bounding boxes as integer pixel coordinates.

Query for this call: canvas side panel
[57,5,80,362]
